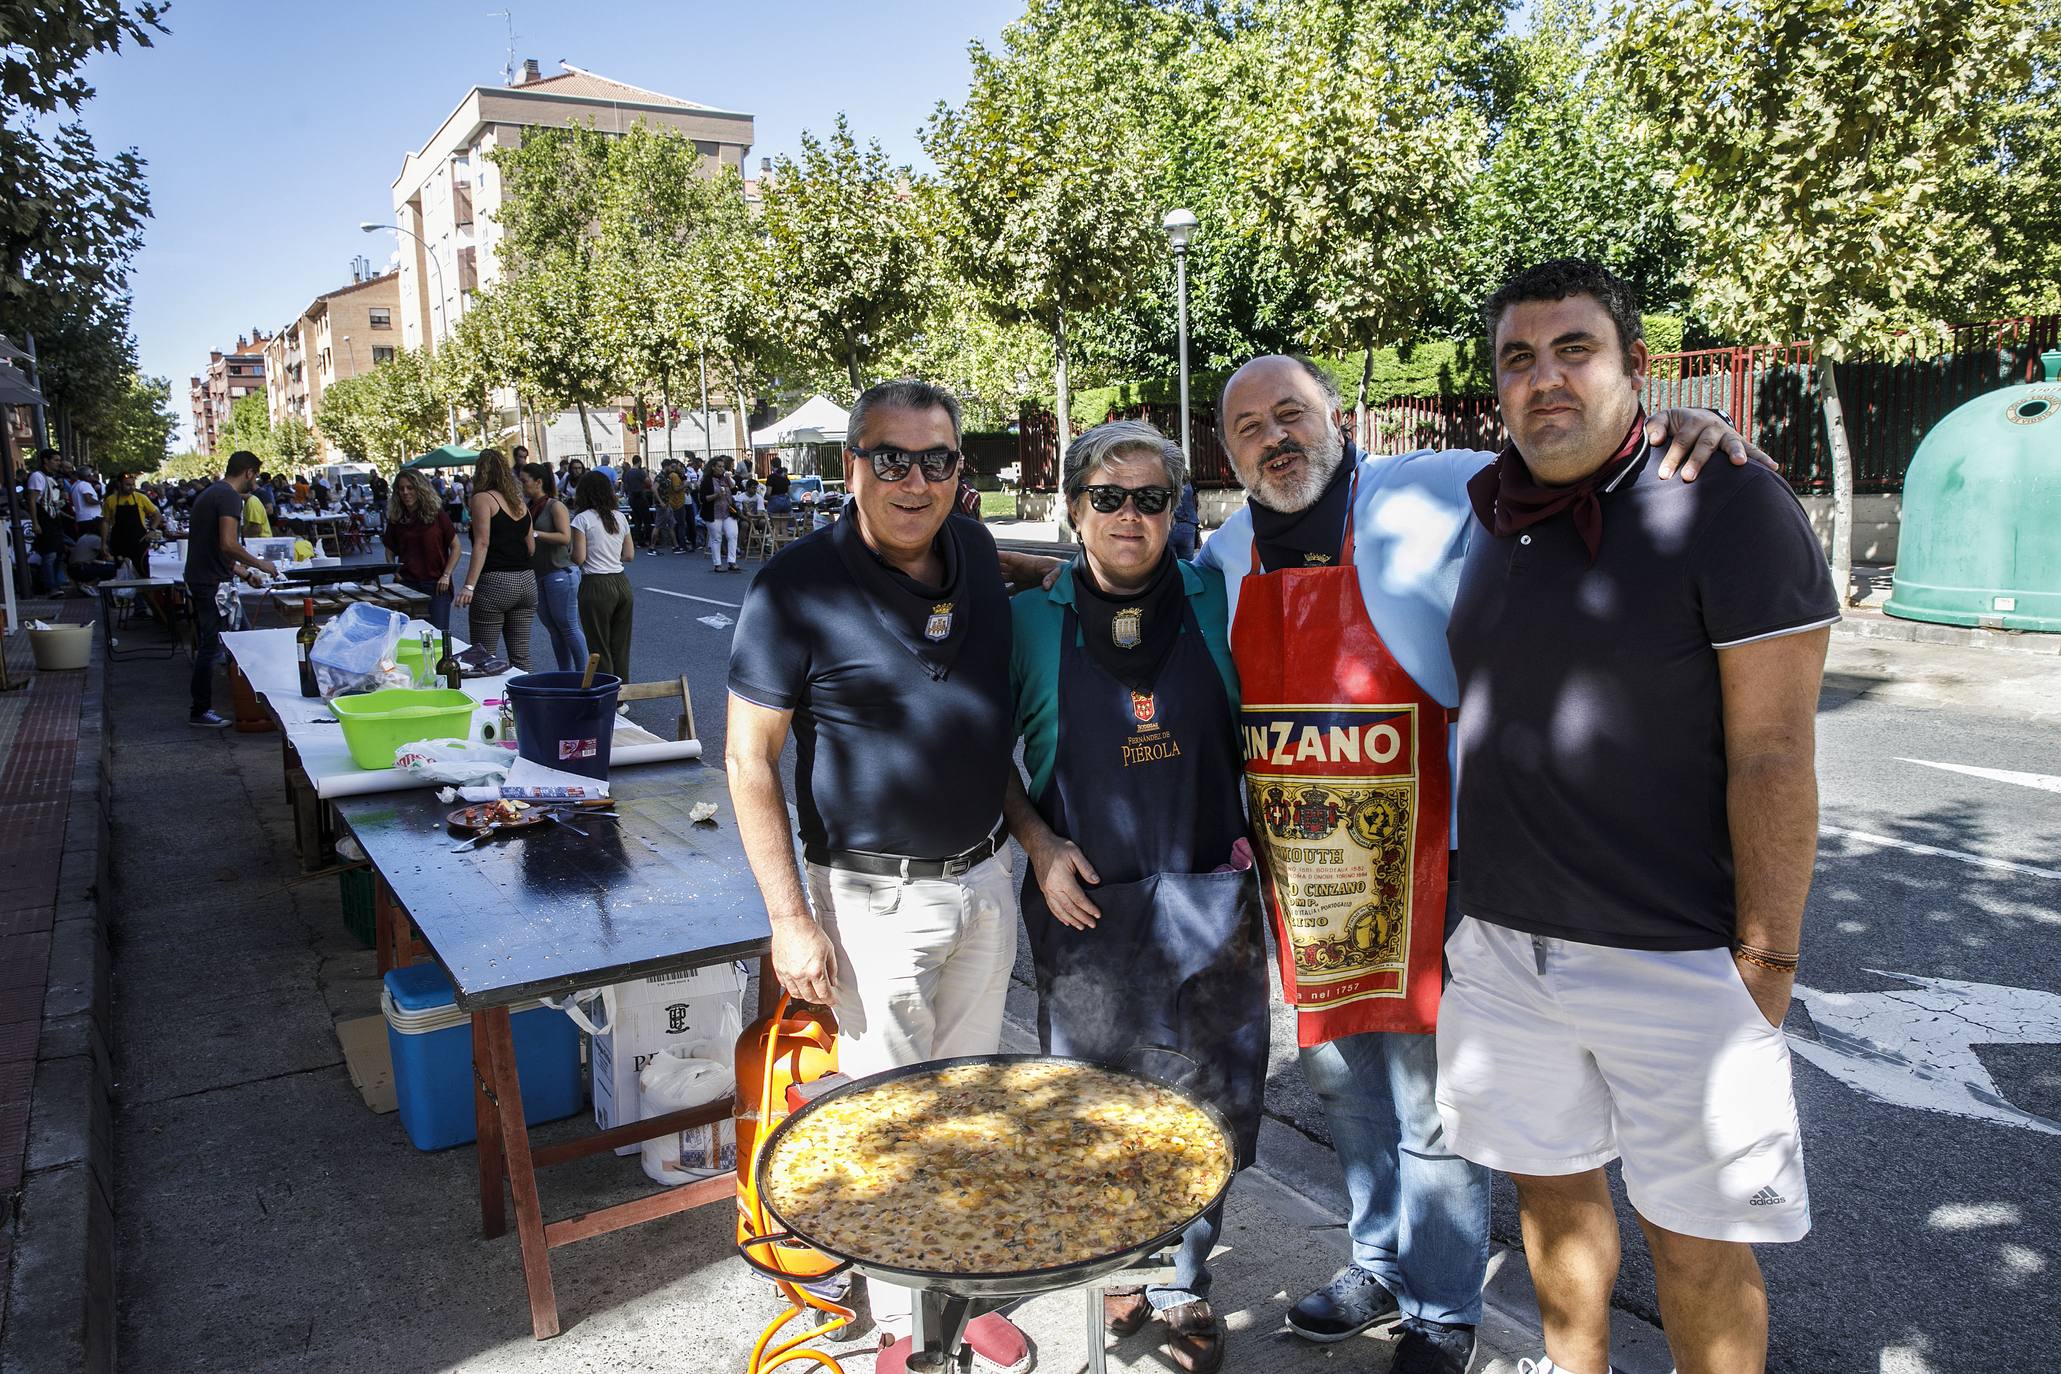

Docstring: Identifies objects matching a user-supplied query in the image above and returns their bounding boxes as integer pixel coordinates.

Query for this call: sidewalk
[88,637,1660,1373]
[0,594,114,1374]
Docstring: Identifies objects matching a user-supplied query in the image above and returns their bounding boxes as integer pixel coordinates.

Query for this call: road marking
[1819,825,2061,881]
[696,613,734,630]
[647,588,740,609]
[1791,971,2061,1135]
[1898,757,2061,796]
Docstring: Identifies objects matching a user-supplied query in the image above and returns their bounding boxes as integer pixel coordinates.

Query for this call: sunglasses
[1080,484,1174,515]
[850,444,962,483]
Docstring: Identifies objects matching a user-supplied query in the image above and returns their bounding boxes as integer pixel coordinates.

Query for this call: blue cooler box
[382,963,583,1151]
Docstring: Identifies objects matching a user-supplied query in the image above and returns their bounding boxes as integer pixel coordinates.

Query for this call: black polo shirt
[1447,450,1839,950]
[729,509,1013,859]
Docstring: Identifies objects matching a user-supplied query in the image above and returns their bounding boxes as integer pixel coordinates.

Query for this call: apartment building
[189,330,270,454]
[264,265,401,459]
[387,60,755,357]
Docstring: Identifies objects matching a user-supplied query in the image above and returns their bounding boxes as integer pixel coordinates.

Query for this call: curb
[0,646,115,1374]
[1834,608,2061,657]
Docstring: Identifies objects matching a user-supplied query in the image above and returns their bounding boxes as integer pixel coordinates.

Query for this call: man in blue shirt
[1197,354,1757,1374]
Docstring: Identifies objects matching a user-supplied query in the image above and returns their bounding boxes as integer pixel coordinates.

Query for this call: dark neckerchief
[831,501,971,680]
[1071,550,1184,694]
[1466,411,1647,564]
[1251,447,1356,571]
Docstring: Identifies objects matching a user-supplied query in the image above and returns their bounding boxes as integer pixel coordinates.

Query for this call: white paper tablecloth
[221,624,699,798]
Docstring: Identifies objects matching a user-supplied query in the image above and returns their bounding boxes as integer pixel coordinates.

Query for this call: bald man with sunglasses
[726,378,1038,1373]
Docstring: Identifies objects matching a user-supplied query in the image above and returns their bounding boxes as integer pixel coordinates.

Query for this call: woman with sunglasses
[1002,419,1265,1374]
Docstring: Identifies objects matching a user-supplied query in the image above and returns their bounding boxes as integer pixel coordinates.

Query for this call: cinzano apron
[1231,469,1451,1045]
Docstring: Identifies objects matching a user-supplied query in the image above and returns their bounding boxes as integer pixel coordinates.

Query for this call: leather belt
[808,824,1007,881]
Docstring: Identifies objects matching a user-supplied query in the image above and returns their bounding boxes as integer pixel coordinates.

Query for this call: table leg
[1085,1286,1107,1374]
[756,952,781,1018]
[472,1011,507,1239]
[230,662,272,733]
[373,879,393,972]
[480,1004,561,1339]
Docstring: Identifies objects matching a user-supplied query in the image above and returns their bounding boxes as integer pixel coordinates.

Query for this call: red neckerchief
[1467,411,1646,565]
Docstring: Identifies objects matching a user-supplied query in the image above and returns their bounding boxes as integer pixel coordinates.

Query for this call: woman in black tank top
[453,449,540,668]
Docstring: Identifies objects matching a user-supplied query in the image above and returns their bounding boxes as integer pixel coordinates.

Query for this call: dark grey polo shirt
[728,512,1013,860]
[1447,451,1839,949]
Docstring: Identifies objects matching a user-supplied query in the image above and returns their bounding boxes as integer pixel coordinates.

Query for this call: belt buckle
[941,854,972,879]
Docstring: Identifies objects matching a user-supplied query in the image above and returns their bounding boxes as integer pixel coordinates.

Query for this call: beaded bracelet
[1734,944,1801,972]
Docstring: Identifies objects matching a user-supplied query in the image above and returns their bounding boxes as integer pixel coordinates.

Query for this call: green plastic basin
[329,688,478,770]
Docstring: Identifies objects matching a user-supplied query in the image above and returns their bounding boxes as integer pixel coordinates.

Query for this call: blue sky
[72,0,1021,445]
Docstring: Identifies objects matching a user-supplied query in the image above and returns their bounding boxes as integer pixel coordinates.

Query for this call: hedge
[1057,314,1687,418]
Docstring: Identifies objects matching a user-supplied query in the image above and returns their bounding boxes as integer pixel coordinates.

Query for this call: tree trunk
[634,396,650,464]
[1356,348,1373,451]
[1817,355,1857,607]
[846,345,863,401]
[732,363,752,470]
[662,375,675,462]
[1052,306,1072,467]
[575,401,596,459]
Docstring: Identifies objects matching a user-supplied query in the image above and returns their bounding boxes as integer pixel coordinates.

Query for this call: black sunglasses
[1080,484,1174,515]
[850,444,962,483]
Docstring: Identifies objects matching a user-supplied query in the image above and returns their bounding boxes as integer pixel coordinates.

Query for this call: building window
[372,346,396,364]
[369,307,392,329]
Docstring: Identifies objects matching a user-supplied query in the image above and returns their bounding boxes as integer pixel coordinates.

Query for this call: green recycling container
[1886,350,2061,632]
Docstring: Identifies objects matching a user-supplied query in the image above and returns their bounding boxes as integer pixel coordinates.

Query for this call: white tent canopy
[750,394,849,449]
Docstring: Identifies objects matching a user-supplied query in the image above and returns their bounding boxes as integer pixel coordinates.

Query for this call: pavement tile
[0,908,54,939]
[0,934,52,989]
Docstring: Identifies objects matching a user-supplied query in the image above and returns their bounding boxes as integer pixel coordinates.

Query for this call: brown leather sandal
[1161,1300,1224,1374]
[1103,1287,1152,1336]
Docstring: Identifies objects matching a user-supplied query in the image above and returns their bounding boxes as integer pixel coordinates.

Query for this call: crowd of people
[728,259,1831,1374]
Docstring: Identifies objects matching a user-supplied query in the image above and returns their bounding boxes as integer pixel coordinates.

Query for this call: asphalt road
[461,544,2060,1372]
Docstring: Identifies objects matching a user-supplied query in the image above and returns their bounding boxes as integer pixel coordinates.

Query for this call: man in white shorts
[1439,259,1838,1374]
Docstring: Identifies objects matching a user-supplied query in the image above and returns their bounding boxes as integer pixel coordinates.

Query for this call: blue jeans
[188,582,223,715]
[400,577,452,638]
[1147,1199,1223,1311]
[535,568,587,672]
[1300,1029,1491,1326]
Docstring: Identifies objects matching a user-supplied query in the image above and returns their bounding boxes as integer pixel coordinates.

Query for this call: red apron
[1230,470,1451,1045]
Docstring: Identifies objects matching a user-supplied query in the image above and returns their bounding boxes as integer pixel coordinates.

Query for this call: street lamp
[361,221,457,442]
[1162,208,1198,467]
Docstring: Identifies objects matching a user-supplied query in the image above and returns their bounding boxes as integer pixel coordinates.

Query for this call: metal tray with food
[755,1053,1234,1300]
[445,799,549,834]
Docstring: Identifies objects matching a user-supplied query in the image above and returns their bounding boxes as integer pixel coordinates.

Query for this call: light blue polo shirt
[1197,447,1494,839]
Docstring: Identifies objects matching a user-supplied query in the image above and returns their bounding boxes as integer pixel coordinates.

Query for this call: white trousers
[804,852,1018,1335]
[707,516,738,566]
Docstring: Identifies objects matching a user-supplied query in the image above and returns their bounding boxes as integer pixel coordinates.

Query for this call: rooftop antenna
[488,9,518,85]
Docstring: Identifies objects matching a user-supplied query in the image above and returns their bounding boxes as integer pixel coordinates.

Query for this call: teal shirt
[1011,559,1241,801]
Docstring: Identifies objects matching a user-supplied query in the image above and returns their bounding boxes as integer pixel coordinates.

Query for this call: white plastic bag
[392,737,514,786]
[310,603,407,699]
[636,1048,737,1185]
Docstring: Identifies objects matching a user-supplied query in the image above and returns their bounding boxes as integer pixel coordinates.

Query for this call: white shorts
[1435,916,1810,1243]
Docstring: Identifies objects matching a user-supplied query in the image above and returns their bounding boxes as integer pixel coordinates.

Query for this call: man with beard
[1196,354,1759,1374]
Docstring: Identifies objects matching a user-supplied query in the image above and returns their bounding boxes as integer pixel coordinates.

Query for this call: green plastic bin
[328,688,478,769]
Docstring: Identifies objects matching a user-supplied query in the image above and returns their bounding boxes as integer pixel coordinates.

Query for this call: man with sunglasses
[726,379,1033,1374]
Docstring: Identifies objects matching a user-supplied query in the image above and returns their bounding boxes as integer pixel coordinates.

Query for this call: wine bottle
[297,598,320,697]
[437,632,463,693]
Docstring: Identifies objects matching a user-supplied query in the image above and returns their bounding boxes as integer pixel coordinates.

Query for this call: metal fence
[1016,313,2061,493]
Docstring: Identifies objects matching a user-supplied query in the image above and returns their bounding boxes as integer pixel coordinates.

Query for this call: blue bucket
[505,671,622,780]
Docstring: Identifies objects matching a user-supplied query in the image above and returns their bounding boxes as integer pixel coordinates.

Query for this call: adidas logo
[1748,1185,1785,1207]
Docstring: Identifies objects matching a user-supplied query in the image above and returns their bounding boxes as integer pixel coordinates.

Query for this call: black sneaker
[1286,1262,1400,1342]
[1391,1319,1476,1374]
[188,710,232,729]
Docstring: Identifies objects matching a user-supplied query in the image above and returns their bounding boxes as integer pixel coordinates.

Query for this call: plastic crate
[340,866,376,948]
